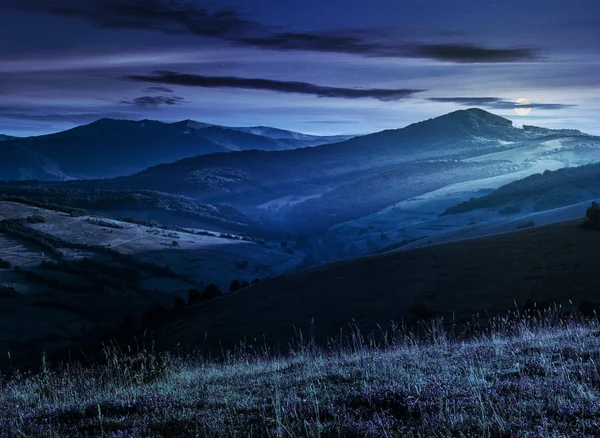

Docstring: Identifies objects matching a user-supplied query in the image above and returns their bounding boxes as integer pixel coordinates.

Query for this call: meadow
[2,305,599,437]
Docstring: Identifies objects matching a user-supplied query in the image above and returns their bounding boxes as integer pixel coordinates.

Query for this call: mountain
[228,125,352,146]
[0,134,17,141]
[0,142,67,181]
[152,219,600,357]
[443,161,600,216]
[0,119,351,180]
[68,109,599,232]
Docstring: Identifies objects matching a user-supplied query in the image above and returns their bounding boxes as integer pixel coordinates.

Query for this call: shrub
[173,296,186,310]
[251,278,261,285]
[241,280,250,288]
[187,285,222,305]
[141,305,168,329]
[585,201,600,230]
[230,280,242,293]
[172,240,179,246]
[0,258,11,269]
[187,289,201,305]
[26,214,46,224]
[85,218,125,229]
[203,284,222,299]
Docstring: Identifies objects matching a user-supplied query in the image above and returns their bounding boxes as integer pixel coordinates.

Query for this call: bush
[26,214,46,224]
[251,278,261,285]
[85,218,125,229]
[141,305,168,329]
[173,296,186,310]
[187,285,222,305]
[0,258,11,269]
[187,289,202,305]
[203,284,222,299]
[585,201,600,230]
[230,280,242,293]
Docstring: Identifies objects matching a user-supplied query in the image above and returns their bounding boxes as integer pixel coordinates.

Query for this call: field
[0,201,301,370]
[2,309,600,437]
[151,218,600,358]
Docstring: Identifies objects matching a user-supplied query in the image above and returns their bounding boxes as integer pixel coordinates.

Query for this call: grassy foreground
[2,307,600,437]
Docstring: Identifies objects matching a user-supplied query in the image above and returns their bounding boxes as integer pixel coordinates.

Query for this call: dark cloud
[120,95,188,106]
[15,0,257,38]
[413,45,538,63]
[126,71,424,101]
[428,97,575,110]
[10,0,539,63]
[144,86,174,93]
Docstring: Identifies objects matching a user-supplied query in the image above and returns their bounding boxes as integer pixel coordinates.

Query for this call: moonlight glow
[514,98,532,116]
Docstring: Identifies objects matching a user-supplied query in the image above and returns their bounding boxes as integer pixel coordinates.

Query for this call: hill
[0,134,17,141]
[0,200,301,369]
[63,109,600,233]
[0,142,66,181]
[151,218,600,356]
[0,119,350,180]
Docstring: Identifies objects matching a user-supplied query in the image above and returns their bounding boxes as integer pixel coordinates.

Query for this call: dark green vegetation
[3,309,600,437]
[584,201,600,230]
[13,109,596,235]
[0,187,255,235]
[443,162,600,216]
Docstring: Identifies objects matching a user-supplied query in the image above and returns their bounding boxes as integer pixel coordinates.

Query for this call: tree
[173,296,186,310]
[586,201,600,229]
[203,284,222,299]
[187,289,202,305]
[230,280,242,293]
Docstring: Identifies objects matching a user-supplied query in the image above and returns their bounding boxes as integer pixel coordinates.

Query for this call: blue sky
[0,0,598,137]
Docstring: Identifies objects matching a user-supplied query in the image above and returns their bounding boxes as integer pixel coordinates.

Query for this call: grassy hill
[0,200,301,370]
[152,218,600,357]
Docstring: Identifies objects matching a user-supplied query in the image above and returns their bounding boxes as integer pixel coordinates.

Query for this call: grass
[2,306,600,437]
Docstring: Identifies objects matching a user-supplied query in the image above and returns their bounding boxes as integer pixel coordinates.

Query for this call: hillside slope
[154,219,599,355]
[64,109,600,232]
[1,119,348,180]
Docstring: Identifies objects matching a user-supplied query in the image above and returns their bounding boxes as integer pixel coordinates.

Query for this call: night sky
[1,0,598,137]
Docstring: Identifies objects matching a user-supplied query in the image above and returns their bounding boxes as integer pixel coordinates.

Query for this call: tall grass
[2,305,600,437]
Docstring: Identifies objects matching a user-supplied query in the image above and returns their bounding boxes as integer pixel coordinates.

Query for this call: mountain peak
[441,108,513,127]
[398,108,514,139]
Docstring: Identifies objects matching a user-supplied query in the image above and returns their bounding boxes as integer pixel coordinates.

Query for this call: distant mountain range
[0,119,353,180]
[5,108,600,242]
[60,108,598,231]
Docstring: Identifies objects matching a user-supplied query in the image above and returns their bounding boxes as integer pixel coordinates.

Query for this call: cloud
[412,45,538,63]
[127,71,425,101]
[11,1,539,63]
[120,95,188,106]
[144,86,174,93]
[15,0,257,38]
[428,97,575,110]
